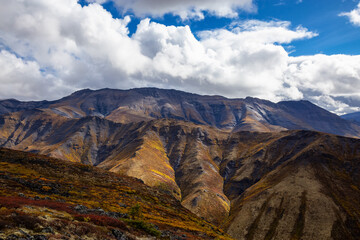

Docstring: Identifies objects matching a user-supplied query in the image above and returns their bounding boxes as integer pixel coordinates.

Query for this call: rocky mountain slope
[1,88,359,137]
[1,107,360,239]
[222,130,360,240]
[0,110,230,225]
[0,148,232,240]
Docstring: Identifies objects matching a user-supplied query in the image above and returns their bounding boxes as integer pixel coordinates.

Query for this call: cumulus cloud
[285,54,360,114]
[1,0,360,114]
[132,18,316,100]
[0,0,149,97]
[227,20,317,44]
[0,50,68,100]
[339,3,360,26]
[88,0,256,20]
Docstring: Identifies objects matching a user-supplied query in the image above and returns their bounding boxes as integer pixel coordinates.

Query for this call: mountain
[1,88,360,239]
[342,111,360,125]
[0,110,230,225]
[1,108,360,239]
[0,148,232,240]
[1,88,359,137]
[222,130,360,240]
[0,98,50,115]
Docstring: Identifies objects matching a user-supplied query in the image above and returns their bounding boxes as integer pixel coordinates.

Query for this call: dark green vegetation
[0,148,232,240]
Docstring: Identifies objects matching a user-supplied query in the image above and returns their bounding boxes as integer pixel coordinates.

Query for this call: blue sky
[1,0,360,115]
[256,0,360,56]
[81,0,360,56]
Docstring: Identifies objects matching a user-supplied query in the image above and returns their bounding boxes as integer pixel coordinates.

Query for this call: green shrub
[128,203,142,220]
[124,219,161,237]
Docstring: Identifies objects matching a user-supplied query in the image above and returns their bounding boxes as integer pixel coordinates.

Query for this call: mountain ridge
[0,87,359,137]
[1,88,360,239]
[342,111,360,125]
[1,109,360,239]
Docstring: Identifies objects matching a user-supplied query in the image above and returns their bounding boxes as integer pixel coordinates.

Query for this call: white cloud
[0,50,68,100]
[0,0,149,95]
[286,55,360,96]
[339,3,360,26]
[88,0,256,20]
[132,19,316,100]
[284,54,360,114]
[228,20,317,44]
[309,95,360,115]
[1,0,360,114]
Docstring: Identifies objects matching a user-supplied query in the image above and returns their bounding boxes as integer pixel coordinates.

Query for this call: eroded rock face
[158,124,230,225]
[222,132,360,240]
[226,162,336,240]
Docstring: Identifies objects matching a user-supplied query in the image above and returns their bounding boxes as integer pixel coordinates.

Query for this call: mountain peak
[0,87,359,137]
[70,88,94,95]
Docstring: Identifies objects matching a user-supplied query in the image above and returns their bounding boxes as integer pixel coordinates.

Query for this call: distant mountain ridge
[0,87,359,137]
[342,111,360,125]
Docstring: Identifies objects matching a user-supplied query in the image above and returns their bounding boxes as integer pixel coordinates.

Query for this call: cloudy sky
[0,0,360,115]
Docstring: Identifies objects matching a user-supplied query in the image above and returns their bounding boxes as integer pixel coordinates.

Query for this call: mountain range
[1,88,360,137]
[1,88,360,240]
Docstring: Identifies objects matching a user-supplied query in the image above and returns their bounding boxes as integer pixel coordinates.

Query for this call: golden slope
[0,148,233,240]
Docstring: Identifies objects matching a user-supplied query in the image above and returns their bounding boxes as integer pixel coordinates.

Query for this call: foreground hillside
[0,148,232,240]
[0,88,359,137]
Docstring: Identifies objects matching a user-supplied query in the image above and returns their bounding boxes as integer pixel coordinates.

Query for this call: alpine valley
[1,88,360,240]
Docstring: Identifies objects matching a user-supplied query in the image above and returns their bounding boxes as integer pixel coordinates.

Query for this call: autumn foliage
[0,148,232,240]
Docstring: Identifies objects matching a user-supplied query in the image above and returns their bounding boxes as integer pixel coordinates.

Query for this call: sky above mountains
[0,0,360,114]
